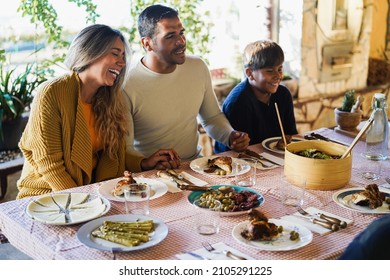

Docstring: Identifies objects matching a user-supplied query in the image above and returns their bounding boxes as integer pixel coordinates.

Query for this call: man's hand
[141,149,181,171]
[229,131,250,152]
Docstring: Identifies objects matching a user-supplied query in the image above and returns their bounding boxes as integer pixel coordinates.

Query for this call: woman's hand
[140,149,181,171]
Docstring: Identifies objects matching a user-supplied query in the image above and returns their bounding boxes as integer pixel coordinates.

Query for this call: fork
[201,242,246,260]
[296,206,346,229]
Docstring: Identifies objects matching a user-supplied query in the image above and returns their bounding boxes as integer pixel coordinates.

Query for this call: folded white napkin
[280,207,352,235]
[157,171,208,193]
[175,242,254,260]
[260,152,285,166]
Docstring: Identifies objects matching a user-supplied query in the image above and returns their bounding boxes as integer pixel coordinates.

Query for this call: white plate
[98,178,168,202]
[26,193,110,225]
[232,219,313,251]
[77,214,168,252]
[261,137,302,155]
[332,187,390,214]
[189,157,251,177]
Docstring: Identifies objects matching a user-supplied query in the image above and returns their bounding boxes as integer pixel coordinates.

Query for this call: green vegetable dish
[294,149,341,159]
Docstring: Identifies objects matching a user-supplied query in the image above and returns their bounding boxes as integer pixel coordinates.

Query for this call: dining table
[0,127,389,260]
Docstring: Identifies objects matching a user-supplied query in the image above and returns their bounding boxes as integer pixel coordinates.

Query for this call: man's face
[148,16,186,67]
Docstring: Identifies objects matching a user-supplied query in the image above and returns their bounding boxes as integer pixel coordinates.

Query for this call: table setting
[0,127,389,260]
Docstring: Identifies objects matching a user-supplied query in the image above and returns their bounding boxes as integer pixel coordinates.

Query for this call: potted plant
[334,90,363,131]
[0,62,47,150]
[281,73,298,98]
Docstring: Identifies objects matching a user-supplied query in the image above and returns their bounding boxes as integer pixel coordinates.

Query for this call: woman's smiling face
[88,37,126,87]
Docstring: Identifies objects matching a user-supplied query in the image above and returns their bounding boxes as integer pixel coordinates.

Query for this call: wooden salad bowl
[284,140,352,190]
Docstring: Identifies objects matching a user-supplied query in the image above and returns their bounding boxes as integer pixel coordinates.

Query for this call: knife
[166,169,194,185]
[182,251,208,260]
[314,212,347,228]
[295,215,340,231]
[223,250,247,260]
[156,171,210,191]
[244,149,282,166]
[308,132,348,146]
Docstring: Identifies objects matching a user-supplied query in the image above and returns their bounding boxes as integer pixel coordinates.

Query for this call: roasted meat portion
[241,220,279,241]
[241,209,280,241]
[111,171,137,197]
[351,184,386,209]
[207,156,233,173]
[275,135,292,150]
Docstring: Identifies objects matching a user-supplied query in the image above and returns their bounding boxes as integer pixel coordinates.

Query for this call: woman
[17,24,177,199]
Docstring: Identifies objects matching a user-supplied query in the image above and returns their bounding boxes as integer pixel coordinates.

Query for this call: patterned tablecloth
[0,128,389,260]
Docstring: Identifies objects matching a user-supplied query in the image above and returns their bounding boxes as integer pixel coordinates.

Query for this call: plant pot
[281,78,298,98]
[0,115,28,151]
[334,108,362,131]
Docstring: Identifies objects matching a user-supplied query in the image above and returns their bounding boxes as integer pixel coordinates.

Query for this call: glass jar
[364,93,389,160]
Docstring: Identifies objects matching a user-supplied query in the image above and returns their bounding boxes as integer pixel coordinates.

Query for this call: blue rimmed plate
[262,137,302,155]
[187,185,264,216]
[332,187,390,214]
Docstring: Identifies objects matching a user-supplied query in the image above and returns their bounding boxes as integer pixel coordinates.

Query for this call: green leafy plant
[0,63,48,140]
[0,63,47,121]
[339,90,356,112]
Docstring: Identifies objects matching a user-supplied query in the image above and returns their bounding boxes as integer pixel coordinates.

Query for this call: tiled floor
[0,171,32,260]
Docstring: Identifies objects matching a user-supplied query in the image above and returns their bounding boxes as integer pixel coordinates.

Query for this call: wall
[294,0,389,133]
[299,0,371,99]
[369,0,389,59]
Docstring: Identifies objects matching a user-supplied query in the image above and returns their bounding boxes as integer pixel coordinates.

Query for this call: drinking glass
[193,199,221,235]
[279,173,306,207]
[124,183,150,215]
[236,158,258,187]
[360,152,383,181]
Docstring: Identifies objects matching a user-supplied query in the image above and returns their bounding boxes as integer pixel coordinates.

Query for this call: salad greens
[294,149,341,159]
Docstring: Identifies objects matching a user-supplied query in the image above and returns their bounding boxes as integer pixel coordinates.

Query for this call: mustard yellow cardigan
[17,72,143,199]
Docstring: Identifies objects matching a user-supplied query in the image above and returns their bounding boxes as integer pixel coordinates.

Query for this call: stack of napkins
[176,242,254,260]
[158,171,208,193]
[280,207,352,235]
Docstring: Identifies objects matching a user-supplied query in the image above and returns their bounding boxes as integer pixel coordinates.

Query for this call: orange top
[80,100,103,168]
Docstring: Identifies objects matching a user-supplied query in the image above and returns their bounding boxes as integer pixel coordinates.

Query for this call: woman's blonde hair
[65,24,131,159]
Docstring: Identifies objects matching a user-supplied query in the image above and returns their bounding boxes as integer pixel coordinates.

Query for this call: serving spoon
[340,117,374,159]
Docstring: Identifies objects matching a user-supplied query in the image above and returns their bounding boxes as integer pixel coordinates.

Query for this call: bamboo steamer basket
[284,140,352,190]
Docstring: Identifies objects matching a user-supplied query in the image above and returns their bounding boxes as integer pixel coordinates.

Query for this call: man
[124,4,249,172]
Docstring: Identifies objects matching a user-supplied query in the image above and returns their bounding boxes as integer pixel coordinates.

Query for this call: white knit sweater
[124,56,233,161]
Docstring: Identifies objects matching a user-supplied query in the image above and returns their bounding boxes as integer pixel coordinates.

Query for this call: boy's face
[247,64,283,95]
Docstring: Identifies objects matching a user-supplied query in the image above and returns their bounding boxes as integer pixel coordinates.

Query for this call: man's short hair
[138,4,179,38]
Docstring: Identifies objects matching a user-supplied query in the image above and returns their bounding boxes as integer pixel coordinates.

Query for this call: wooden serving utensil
[274,102,287,148]
[340,117,374,159]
